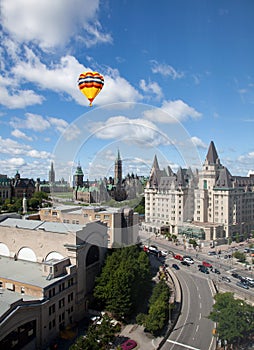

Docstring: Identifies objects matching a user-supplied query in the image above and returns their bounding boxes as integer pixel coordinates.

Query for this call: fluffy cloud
[150,60,184,80]
[139,79,163,99]
[10,113,51,132]
[191,136,207,149]
[0,84,44,109]
[143,99,202,123]
[11,129,33,141]
[89,116,171,147]
[0,136,51,159]
[0,0,111,50]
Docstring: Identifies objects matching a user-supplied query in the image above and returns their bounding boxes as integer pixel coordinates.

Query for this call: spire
[152,155,160,170]
[117,149,121,161]
[206,141,220,165]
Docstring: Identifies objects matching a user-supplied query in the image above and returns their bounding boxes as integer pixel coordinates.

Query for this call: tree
[94,246,151,319]
[136,281,170,335]
[209,292,254,347]
[69,315,120,350]
[233,251,246,263]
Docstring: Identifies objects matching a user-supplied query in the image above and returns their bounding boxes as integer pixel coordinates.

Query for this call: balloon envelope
[78,71,104,106]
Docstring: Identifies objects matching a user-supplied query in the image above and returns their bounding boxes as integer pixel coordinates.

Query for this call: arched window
[0,243,10,257]
[45,252,64,261]
[18,247,37,262]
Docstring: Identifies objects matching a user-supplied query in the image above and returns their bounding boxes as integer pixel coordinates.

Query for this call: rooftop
[0,256,69,289]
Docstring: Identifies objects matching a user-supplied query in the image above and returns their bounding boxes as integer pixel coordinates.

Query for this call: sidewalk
[118,324,163,350]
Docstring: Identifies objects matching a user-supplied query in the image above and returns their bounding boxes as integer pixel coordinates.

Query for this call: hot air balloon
[78,71,104,106]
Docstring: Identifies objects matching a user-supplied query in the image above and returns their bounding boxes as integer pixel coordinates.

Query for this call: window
[68,292,74,303]
[49,304,55,316]
[68,278,74,287]
[59,298,65,308]
[95,214,101,219]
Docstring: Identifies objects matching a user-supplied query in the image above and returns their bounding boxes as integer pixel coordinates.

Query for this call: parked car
[181,260,190,266]
[221,276,231,283]
[172,263,180,270]
[244,248,250,253]
[236,281,249,289]
[199,265,209,274]
[231,272,241,279]
[211,268,221,274]
[202,261,212,268]
[183,257,194,264]
[208,251,217,256]
[174,254,183,261]
[121,339,137,350]
[160,250,168,257]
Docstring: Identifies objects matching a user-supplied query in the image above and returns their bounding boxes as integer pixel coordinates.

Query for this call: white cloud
[0,136,51,160]
[89,116,171,147]
[10,113,72,136]
[48,117,68,134]
[0,85,44,109]
[11,129,33,141]
[10,113,51,132]
[139,79,163,99]
[0,0,111,50]
[27,150,51,159]
[150,60,184,80]
[191,136,207,149]
[11,53,141,106]
[143,100,202,123]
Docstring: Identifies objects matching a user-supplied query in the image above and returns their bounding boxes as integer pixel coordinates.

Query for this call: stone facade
[0,218,108,349]
[39,205,139,248]
[143,141,254,245]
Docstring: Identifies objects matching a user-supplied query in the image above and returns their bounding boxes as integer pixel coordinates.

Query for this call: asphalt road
[160,261,216,350]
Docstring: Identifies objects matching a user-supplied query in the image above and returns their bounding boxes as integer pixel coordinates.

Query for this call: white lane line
[167,339,201,350]
[199,313,201,320]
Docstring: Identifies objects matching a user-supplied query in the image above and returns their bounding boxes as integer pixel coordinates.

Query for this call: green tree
[233,251,246,262]
[94,246,151,319]
[69,315,120,350]
[136,281,170,335]
[209,292,254,347]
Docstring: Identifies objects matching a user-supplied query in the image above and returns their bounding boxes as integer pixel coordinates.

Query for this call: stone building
[11,171,36,199]
[0,174,11,203]
[143,141,254,245]
[73,150,145,204]
[0,217,107,349]
[39,205,139,248]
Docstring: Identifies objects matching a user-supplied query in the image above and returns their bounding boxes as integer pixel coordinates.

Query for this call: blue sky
[1,0,254,182]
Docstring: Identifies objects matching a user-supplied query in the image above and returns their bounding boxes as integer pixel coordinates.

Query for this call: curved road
[162,266,216,350]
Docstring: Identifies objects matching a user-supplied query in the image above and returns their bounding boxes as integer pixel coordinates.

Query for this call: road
[160,259,216,350]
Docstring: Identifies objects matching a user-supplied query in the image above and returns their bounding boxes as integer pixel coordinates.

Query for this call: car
[148,245,158,251]
[208,251,217,256]
[231,272,241,279]
[236,281,249,289]
[244,248,250,253]
[244,276,254,283]
[120,339,137,350]
[211,268,221,274]
[202,261,212,268]
[221,276,231,282]
[183,257,194,264]
[160,250,168,257]
[181,260,190,266]
[174,254,183,261]
[172,263,180,270]
[199,265,209,274]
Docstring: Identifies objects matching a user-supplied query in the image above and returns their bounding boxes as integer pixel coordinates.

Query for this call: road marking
[199,313,201,320]
[167,339,201,350]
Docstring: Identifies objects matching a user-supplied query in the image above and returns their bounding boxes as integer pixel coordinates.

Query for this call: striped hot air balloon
[78,71,104,106]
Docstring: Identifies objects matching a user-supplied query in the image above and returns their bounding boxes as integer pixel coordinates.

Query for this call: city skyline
[1,1,254,180]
